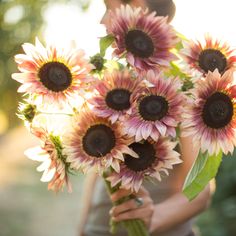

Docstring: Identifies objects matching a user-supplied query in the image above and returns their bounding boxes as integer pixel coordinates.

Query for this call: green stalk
[129,220,141,236]
[103,171,149,236]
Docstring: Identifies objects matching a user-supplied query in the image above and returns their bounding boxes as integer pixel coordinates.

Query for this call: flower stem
[103,171,149,236]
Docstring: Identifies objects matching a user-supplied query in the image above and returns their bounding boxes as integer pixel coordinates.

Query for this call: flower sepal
[17,101,37,123]
[90,53,106,73]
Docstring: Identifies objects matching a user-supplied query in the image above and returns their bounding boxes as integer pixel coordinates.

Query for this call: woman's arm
[110,136,213,233]
[78,172,98,236]
[150,184,210,233]
[149,136,212,233]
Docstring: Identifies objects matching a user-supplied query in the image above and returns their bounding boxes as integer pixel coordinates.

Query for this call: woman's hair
[146,0,176,22]
[121,0,132,3]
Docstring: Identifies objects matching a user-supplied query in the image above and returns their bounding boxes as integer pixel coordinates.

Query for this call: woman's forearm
[149,136,213,233]
[78,172,98,236]
[150,184,211,233]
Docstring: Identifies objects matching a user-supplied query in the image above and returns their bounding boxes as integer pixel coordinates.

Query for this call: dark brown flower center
[139,95,169,121]
[124,141,156,172]
[125,30,154,58]
[105,89,131,111]
[38,62,72,92]
[198,49,227,73]
[82,124,116,157]
[202,92,233,129]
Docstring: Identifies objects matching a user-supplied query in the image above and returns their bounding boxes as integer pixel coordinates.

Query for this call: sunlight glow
[43,0,236,57]
[172,0,236,46]
[43,0,106,56]
[4,5,25,24]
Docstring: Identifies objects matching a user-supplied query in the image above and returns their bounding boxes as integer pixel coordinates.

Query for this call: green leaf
[173,31,188,51]
[165,62,194,91]
[176,31,188,41]
[183,151,223,201]
[175,40,184,51]
[99,34,115,57]
[166,61,187,79]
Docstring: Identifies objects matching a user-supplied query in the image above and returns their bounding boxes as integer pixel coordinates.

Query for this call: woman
[78,1,211,235]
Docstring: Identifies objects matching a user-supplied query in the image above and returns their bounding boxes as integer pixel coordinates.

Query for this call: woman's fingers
[110,187,155,229]
[110,199,137,217]
[112,207,147,221]
[110,188,131,202]
[110,186,149,203]
[110,197,151,216]
[111,205,154,227]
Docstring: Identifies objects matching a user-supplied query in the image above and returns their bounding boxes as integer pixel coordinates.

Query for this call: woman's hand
[109,186,155,232]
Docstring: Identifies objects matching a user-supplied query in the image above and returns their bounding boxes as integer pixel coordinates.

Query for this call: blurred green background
[0,0,236,236]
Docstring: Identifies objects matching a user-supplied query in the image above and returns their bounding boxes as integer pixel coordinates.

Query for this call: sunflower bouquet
[12,4,236,236]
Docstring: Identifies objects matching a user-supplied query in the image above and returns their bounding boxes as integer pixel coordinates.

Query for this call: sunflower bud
[90,54,105,72]
[17,102,37,122]
[182,78,194,91]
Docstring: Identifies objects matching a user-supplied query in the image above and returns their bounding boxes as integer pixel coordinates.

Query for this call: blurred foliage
[0,0,91,133]
[0,0,45,132]
[197,150,236,236]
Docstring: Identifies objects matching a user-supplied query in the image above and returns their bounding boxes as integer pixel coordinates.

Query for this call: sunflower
[180,35,236,79]
[63,109,138,173]
[106,5,178,73]
[182,70,236,155]
[12,38,93,106]
[24,127,72,192]
[89,70,144,123]
[106,138,182,192]
[124,71,184,142]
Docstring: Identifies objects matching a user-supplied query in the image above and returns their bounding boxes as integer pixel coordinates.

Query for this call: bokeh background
[0,0,236,235]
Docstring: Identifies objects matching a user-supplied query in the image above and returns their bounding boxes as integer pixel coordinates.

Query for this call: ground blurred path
[0,126,84,236]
